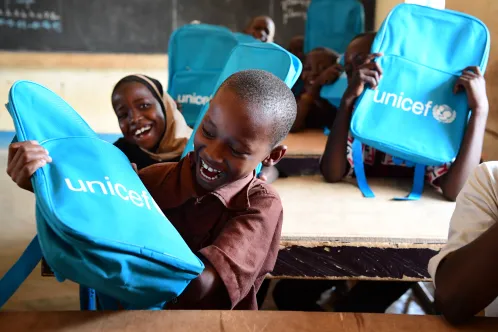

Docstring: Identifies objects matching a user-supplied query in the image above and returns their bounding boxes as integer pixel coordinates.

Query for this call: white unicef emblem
[432,104,457,124]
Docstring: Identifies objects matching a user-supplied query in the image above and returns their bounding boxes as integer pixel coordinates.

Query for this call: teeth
[134,125,151,136]
[200,159,222,181]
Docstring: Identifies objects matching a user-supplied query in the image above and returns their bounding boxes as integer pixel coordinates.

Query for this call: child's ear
[262,145,287,167]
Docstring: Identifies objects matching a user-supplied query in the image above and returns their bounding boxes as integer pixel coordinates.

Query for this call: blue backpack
[0,81,204,309]
[350,4,490,200]
[167,24,239,127]
[182,42,303,158]
[305,0,365,54]
[320,54,348,108]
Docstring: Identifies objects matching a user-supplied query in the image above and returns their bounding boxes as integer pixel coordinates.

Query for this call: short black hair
[309,47,340,59]
[218,70,297,147]
[350,31,377,43]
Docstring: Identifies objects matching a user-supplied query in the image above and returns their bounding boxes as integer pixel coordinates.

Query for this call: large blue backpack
[167,24,238,127]
[0,81,204,309]
[182,42,303,158]
[305,0,365,54]
[350,4,490,200]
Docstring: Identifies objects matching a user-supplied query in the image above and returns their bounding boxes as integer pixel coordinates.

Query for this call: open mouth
[199,158,223,181]
[133,125,152,139]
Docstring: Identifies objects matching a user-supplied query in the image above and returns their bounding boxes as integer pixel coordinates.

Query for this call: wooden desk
[273,176,455,281]
[278,130,327,176]
[1,311,497,332]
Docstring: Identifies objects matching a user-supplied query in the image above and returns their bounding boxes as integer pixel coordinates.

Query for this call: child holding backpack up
[320,32,488,202]
[6,70,297,310]
[291,47,342,133]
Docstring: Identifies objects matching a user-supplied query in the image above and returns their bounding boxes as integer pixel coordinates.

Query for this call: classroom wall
[0,52,167,135]
[0,1,497,160]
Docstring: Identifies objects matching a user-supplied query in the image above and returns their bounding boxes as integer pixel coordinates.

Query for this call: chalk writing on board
[281,0,310,25]
[0,0,62,32]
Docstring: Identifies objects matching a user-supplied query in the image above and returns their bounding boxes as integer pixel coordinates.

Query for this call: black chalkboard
[0,0,375,53]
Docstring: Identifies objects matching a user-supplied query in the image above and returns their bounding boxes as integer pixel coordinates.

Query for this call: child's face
[288,36,304,62]
[344,34,375,83]
[193,88,277,191]
[246,16,275,43]
[302,50,338,88]
[112,82,166,151]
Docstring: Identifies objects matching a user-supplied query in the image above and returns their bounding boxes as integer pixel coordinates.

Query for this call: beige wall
[444,0,498,160]
[0,53,167,134]
[375,0,404,30]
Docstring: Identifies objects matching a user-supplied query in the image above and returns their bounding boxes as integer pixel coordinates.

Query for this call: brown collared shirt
[138,153,283,310]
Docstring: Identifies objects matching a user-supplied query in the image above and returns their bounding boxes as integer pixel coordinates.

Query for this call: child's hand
[315,64,343,87]
[6,141,52,192]
[454,66,488,116]
[344,53,383,101]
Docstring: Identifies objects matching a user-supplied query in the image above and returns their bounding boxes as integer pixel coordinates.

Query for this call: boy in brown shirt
[6,70,297,310]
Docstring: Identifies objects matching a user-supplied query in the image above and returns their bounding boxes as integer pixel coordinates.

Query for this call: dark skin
[6,86,288,309]
[435,222,498,324]
[291,48,342,132]
[288,35,305,63]
[244,16,275,43]
[320,34,488,202]
[112,81,166,152]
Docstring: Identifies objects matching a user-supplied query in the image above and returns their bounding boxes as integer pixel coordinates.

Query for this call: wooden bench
[1,311,497,331]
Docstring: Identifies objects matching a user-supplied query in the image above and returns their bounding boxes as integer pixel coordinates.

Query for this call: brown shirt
[138,153,283,310]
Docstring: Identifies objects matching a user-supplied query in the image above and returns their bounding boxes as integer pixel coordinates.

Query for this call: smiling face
[112,81,166,151]
[302,49,338,89]
[245,16,275,43]
[193,87,275,191]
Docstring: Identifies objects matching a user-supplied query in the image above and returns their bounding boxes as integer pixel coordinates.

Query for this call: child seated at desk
[6,70,297,310]
[320,32,488,202]
[274,31,488,313]
[243,16,275,43]
[429,162,498,323]
[291,47,342,133]
[111,74,192,170]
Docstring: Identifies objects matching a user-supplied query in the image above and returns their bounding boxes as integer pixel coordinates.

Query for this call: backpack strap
[79,286,97,310]
[352,139,375,198]
[393,163,426,201]
[0,235,43,307]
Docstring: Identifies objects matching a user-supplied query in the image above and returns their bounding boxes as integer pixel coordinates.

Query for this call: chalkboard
[0,0,376,53]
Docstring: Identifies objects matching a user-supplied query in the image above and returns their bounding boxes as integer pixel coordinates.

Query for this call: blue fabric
[351,4,489,166]
[0,81,204,310]
[79,285,97,310]
[305,0,365,53]
[349,4,489,199]
[352,139,374,198]
[393,163,425,201]
[182,42,303,158]
[0,236,43,307]
[320,72,348,107]
[167,24,239,126]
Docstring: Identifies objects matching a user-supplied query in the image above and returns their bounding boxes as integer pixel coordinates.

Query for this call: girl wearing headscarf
[111,74,192,170]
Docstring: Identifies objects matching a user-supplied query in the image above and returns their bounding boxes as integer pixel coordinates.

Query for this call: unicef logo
[432,104,457,124]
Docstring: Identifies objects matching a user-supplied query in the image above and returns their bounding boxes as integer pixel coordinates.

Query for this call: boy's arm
[170,192,283,309]
[431,163,498,324]
[437,67,488,201]
[320,54,382,183]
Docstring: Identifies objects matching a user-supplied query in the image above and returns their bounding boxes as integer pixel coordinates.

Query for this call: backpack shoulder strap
[0,235,43,307]
[352,139,375,198]
[393,163,425,201]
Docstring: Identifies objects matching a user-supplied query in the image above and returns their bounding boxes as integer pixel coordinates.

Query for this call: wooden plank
[272,244,439,281]
[281,129,327,157]
[0,52,167,69]
[1,311,497,332]
[275,176,455,244]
